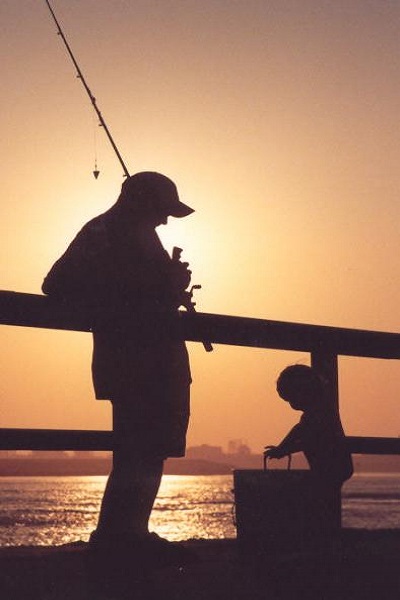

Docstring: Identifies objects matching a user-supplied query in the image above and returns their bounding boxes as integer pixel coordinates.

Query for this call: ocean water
[0,473,398,547]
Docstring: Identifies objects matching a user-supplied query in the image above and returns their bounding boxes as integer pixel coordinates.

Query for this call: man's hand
[263,445,287,459]
[170,260,192,292]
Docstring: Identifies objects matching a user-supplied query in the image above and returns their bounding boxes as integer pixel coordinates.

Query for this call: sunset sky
[1,0,399,452]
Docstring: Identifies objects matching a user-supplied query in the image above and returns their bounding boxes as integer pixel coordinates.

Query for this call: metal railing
[1,290,399,455]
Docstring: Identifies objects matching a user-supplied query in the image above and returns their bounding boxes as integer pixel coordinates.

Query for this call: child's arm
[264,423,304,458]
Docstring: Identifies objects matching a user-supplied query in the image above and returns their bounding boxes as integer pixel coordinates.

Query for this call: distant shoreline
[0,454,399,476]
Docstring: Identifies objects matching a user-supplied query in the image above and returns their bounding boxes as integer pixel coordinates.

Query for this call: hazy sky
[1,1,399,451]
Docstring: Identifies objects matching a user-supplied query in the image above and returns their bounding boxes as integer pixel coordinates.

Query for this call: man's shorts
[111,378,190,459]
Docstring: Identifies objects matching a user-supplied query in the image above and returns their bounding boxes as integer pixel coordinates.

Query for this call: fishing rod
[44,1,212,351]
[44,0,130,178]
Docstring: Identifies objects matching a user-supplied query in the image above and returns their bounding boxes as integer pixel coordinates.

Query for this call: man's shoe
[144,533,198,566]
[88,530,198,567]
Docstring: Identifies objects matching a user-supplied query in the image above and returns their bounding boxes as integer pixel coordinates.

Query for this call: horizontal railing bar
[0,429,399,455]
[1,291,399,359]
[0,429,114,451]
[346,436,400,455]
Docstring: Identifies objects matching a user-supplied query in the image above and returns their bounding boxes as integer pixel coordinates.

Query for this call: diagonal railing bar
[1,291,399,358]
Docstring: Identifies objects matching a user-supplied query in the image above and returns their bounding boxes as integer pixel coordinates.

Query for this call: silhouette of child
[265,364,353,486]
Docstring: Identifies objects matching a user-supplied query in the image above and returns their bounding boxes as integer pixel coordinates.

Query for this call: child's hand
[264,445,286,459]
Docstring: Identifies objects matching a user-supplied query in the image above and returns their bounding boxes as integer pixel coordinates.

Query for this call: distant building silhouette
[227,439,251,455]
[186,444,224,462]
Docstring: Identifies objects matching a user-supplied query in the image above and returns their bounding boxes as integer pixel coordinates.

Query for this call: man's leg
[96,455,163,538]
[94,399,164,540]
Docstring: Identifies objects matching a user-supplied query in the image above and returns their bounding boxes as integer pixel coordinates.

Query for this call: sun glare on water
[150,475,235,541]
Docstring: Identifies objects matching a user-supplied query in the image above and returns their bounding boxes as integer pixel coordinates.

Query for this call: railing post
[311,351,344,528]
[311,351,339,416]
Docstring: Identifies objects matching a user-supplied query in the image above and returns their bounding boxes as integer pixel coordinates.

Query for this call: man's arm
[42,222,111,304]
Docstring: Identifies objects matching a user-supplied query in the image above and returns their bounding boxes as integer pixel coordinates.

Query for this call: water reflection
[0,475,236,546]
[0,473,398,546]
[151,475,235,541]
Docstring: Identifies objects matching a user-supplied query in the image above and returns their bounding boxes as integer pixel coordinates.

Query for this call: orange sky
[1,1,399,451]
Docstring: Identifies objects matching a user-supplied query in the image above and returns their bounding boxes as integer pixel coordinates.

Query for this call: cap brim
[169,201,195,218]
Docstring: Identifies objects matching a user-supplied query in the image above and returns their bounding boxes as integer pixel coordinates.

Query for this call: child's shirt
[297,406,353,485]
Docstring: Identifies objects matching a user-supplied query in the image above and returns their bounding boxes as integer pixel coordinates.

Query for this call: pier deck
[0,530,398,600]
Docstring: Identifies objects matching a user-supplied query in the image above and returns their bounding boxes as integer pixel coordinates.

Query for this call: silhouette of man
[42,172,194,556]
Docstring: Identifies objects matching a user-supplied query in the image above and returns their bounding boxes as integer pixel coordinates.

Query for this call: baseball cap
[121,172,194,218]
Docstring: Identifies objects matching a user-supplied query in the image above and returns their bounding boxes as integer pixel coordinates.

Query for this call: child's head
[276,365,324,411]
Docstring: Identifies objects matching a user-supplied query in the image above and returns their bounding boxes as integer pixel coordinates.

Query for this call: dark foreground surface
[0,529,399,600]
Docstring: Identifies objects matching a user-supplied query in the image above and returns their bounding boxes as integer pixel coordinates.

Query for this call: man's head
[117,172,194,222]
[276,365,324,411]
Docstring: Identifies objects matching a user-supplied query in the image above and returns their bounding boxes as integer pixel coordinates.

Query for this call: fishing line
[92,111,100,179]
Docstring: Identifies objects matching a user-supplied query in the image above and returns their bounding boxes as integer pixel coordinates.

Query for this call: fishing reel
[172,247,213,352]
